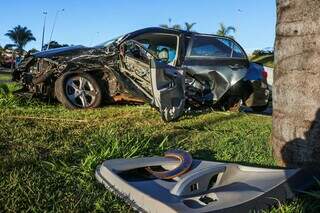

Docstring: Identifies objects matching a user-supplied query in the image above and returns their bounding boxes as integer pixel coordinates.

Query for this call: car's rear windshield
[190,36,246,59]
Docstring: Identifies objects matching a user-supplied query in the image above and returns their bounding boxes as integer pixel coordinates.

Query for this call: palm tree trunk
[272,0,320,169]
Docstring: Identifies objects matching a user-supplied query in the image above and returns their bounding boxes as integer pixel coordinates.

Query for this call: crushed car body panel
[33,45,89,58]
[183,59,248,103]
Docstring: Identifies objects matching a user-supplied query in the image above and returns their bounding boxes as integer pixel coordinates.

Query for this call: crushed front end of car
[12,40,186,121]
[12,46,93,99]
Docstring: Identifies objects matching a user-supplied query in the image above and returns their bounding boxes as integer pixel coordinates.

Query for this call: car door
[182,35,249,103]
[119,40,185,121]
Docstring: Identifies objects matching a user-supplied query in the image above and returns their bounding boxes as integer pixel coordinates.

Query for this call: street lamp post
[41,11,47,51]
[47,9,65,50]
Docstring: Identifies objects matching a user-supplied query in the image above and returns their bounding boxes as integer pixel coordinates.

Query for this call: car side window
[190,36,246,58]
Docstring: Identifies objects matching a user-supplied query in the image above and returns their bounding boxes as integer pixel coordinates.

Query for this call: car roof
[125,27,235,41]
[126,27,188,38]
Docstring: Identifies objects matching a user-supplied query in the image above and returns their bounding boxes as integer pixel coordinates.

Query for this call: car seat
[158,48,169,63]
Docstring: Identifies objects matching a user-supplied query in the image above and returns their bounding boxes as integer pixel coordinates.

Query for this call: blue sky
[0,0,276,53]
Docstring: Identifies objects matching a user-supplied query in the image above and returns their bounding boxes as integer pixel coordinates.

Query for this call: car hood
[33,45,90,58]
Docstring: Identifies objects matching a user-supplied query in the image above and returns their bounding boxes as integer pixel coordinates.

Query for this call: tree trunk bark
[273,0,320,168]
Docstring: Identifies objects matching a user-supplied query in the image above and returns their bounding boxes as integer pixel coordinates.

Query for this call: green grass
[250,54,274,68]
[0,73,11,82]
[0,83,319,212]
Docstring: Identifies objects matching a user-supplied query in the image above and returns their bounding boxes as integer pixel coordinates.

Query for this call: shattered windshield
[95,35,124,48]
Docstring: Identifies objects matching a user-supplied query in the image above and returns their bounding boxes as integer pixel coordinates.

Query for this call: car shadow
[240,105,273,116]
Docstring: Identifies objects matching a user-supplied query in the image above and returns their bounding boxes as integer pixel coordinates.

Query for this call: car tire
[55,71,104,109]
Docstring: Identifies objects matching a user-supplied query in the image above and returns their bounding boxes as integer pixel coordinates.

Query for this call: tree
[28,48,39,54]
[4,44,15,49]
[184,22,196,32]
[160,18,182,30]
[0,46,3,65]
[272,0,320,169]
[5,25,36,54]
[171,24,182,30]
[159,24,182,30]
[216,23,236,38]
[42,41,68,50]
[252,49,274,57]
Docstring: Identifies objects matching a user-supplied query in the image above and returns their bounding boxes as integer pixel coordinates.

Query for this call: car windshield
[94,35,124,48]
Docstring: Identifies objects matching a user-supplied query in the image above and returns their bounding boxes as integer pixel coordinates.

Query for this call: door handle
[229,64,244,70]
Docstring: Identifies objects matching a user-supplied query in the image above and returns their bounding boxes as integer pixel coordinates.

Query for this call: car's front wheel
[55,71,104,109]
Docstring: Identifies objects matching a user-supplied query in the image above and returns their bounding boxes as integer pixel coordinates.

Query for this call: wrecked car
[13,27,270,121]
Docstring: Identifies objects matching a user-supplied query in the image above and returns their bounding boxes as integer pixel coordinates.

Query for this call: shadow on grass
[191,148,283,169]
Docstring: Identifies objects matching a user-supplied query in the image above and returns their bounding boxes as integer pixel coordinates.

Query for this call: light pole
[41,11,47,51]
[47,9,65,50]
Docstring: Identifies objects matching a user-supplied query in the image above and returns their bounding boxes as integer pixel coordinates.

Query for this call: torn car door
[150,60,185,121]
[119,40,185,121]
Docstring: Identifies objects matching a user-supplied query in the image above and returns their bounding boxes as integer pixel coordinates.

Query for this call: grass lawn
[0,73,11,83]
[0,82,319,212]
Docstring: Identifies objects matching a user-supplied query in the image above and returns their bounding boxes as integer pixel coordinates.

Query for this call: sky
[0,0,276,53]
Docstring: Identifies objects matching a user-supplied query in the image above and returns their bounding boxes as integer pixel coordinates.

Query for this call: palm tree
[5,25,36,54]
[159,24,170,29]
[272,0,320,168]
[160,18,182,30]
[171,24,182,30]
[216,23,236,38]
[159,24,182,30]
[184,22,196,32]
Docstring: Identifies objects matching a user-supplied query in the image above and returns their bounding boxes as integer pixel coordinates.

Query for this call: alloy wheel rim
[65,76,97,108]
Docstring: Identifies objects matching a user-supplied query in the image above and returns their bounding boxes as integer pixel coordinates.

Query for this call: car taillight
[262,70,268,79]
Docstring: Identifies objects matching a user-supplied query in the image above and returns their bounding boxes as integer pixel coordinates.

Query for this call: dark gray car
[13,27,270,121]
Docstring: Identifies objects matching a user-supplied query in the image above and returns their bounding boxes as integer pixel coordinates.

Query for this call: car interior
[133,33,179,66]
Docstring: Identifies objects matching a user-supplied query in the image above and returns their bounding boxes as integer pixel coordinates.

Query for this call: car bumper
[245,79,270,107]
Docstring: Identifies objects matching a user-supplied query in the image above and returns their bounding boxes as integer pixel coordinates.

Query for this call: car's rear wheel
[55,72,104,109]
